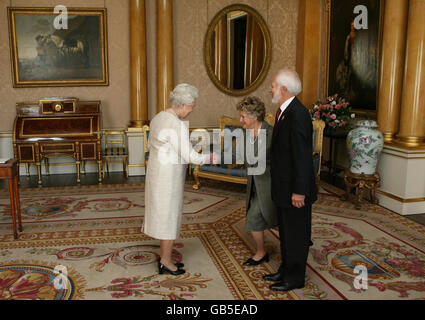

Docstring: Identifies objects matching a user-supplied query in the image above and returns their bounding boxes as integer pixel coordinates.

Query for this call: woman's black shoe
[243,253,269,266]
[157,257,184,269]
[158,261,185,275]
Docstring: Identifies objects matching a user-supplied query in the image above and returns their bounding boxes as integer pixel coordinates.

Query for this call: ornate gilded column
[396,0,425,147]
[128,0,148,177]
[296,0,321,108]
[156,0,174,112]
[129,0,149,128]
[377,0,408,143]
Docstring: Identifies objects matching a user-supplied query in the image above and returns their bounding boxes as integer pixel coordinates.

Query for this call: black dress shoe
[243,253,269,266]
[158,261,185,275]
[269,281,304,291]
[263,272,284,282]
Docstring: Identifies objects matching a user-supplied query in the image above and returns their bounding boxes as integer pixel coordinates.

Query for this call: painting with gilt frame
[8,7,109,88]
[325,0,382,111]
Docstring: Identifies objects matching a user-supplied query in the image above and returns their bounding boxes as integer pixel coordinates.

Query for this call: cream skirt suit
[142,110,208,240]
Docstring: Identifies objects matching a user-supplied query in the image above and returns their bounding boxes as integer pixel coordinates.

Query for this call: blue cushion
[199,164,247,177]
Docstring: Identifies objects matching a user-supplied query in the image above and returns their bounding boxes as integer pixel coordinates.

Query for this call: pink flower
[330,114,337,120]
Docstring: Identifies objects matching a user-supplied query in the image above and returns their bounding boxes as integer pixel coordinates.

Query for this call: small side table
[0,159,22,239]
[341,169,380,209]
[323,130,348,184]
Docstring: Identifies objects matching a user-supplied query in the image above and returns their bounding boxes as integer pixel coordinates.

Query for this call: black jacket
[271,97,317,208]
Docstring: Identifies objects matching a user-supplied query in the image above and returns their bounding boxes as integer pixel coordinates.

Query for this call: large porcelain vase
[346,120,384,174]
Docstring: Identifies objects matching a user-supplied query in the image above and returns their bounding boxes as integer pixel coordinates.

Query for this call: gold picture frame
[204,4,272,96]
[8,7,109,88]
[324,0,383,116]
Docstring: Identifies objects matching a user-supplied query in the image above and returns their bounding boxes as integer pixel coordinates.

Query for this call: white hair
[276,69,302,95]
[169,83,199,107]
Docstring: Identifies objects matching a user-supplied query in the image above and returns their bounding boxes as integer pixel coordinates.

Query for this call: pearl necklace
[248,123,262,144]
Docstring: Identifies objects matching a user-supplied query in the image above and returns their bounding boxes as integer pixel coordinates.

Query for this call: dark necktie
[275,108,282,123]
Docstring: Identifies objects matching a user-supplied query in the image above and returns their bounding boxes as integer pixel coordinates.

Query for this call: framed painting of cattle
[8,7,109,87]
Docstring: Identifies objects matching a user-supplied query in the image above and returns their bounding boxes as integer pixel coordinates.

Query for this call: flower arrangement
[310,94,355,131]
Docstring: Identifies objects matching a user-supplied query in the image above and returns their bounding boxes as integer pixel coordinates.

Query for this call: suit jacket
[271,97,317,208]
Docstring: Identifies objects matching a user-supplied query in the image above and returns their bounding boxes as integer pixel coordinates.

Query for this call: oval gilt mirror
[204,4,272,96]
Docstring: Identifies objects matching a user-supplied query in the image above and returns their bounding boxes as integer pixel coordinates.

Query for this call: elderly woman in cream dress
[143,83,216,276]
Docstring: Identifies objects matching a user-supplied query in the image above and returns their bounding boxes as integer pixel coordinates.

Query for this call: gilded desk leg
[76,161,81,183]
[25,163,30,177]
[75,142,81,183]
[8,178,18,239]
[98,161,102,183]
[35,143,42,185]
[13,175,22,232]
[36,163,42,185]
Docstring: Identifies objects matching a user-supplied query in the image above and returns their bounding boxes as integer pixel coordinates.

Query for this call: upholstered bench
[192,113,325,190]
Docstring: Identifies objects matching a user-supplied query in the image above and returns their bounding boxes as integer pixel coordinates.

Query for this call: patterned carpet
[0,180,424,300]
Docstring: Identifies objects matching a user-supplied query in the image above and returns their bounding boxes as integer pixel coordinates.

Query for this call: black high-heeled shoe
[157,257,184,268]
[243,253,269,266]
[158,260,185,275]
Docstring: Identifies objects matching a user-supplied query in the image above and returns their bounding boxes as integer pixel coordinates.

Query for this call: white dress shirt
[277,96,296,121]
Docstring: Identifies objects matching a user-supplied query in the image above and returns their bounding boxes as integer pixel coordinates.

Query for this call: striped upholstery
[103,147,127,156]
[102,130,128,177]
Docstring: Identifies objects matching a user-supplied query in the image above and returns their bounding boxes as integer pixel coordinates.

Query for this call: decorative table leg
[36,162,42,185]
[25,163,30,177]
[98,161,102,183]
[13,175,22,232]
[8,178,18,239]
[76,161,81,183]
[356,182,365,210]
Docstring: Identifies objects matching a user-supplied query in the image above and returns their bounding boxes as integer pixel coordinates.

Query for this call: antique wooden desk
[0,159,22,239]
[13,98,102,185]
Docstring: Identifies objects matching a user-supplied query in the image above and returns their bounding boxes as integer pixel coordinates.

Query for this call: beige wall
[0,0,299,131]
[171,0,299,127]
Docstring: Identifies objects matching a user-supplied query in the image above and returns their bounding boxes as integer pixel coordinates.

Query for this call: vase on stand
[346,120,384,174]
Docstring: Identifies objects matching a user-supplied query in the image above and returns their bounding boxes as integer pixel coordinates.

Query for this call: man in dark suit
[264,69,317,291]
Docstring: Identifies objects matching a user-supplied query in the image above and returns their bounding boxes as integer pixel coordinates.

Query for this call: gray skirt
[246,181,275,231]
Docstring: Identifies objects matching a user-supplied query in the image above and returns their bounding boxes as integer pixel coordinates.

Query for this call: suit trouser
[276,204,312,284]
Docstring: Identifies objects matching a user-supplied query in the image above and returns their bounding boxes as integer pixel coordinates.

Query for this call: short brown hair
[236,96,266,121]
